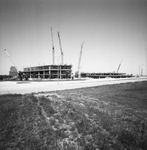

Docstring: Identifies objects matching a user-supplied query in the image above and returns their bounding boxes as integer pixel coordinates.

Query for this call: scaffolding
[22,65,72,79]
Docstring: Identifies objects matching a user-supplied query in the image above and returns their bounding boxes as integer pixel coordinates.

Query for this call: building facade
[22,65,72,79]
[80,72,133,78]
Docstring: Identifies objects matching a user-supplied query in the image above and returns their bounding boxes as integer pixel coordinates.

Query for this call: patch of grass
[0,94,22,149]
[0,81,147,149]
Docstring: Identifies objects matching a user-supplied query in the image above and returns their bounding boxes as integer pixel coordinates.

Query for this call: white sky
[0,0,147,75]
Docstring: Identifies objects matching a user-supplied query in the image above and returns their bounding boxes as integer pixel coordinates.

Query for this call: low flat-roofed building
[81,72,133,78]
[22,64,72,79]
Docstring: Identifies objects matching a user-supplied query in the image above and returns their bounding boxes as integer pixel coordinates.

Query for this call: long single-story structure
[80,72,133,78]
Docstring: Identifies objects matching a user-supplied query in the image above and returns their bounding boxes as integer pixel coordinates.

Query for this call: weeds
[0,81,147,149]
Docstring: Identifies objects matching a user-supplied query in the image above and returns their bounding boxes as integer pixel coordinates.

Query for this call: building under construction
[21,28,72,79]
[80,72,133,78]
[23,65,72,79]
[14,28,132,80]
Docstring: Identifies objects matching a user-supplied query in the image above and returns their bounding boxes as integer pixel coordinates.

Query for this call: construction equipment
[3,49,30,80]
[77,41,84,78]
[4,49,18,72]
[4,49,15,66]
[57,32,64,65]
[51,27,55,65]
[116,59,123,73]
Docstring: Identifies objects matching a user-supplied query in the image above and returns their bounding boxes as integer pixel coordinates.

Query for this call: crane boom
[51,27,55,65]
[57,32,64,65]
[116,59,123,73]
[4,49,17,72]
[78,41,84,78]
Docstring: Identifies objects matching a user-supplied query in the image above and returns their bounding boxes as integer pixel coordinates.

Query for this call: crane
[4,49,20,79]
[4,49,16,69]
[51,27,55,65]
[116,59,123,73]
[57,32,64,65]
[77,41,84,78]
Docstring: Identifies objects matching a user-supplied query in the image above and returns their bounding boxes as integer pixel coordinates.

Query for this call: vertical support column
[29,67,31,79]
[43,70,45,79]
[141,68,143,76]
[43,66,45,79]
[38,72,40,79]
[60,65,61,79]
[49,66,51,79]
[49,70,50,79]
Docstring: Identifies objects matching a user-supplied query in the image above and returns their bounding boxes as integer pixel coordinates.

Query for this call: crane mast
[116,59,123,73]
[57,32,64,65]
[78,41,84,78]
[51,27,55,65]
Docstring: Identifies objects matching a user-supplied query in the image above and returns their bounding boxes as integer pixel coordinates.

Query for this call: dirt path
[0,77,147,95]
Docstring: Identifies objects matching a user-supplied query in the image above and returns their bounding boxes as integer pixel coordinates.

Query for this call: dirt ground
[0,77,147,95]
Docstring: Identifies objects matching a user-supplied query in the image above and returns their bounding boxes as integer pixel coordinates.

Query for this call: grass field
[0,81,147,150]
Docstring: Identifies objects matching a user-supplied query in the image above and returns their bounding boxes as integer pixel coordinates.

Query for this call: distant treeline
[0,75,13,81]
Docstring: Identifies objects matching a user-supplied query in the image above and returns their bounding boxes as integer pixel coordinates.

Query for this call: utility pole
[57,32,64,65]
[139,64,144,76]
[51,27,55,65]
[141,68,143,76]
[78,41,84,78]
